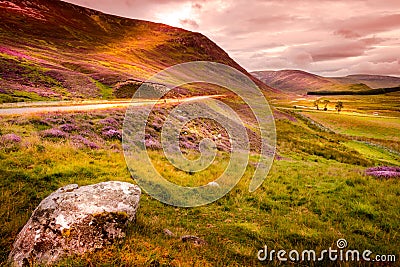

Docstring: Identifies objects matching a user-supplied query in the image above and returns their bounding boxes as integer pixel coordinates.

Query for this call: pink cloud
[192,3,202,10]
[180,18,199,29]
[351,61,400,76]
[283,48,314,67]
[334,29,361,39]
[283,37,384,63]
[334,14,400,37]
[61,0,400,76]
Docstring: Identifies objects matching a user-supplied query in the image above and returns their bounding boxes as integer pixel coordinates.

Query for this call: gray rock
[163,228,176,237]
[181,235,207,246]
[8,181,141,267]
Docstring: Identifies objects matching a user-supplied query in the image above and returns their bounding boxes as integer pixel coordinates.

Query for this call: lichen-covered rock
[8,181,141,267]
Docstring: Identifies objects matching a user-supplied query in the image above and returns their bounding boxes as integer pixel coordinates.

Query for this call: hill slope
[252,70,400,95]
[0,0,274,102]
[331,74,400,89]
[251,70,338,95]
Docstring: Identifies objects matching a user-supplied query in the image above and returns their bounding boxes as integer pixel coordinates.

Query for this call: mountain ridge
[330,74,400,89]
[251,70,400,95]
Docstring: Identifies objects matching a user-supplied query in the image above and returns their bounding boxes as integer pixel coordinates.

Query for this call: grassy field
[274,92,400,117]
[0,103,399,266]
[274,92,400,153]
[302,112,400,141]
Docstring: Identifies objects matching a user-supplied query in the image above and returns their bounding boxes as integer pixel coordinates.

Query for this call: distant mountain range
[0,0,274,102]
[331,75,400,89]
[251,70,400,95]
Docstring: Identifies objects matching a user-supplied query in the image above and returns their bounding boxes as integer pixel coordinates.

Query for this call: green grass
[0,107,399,266]
[92,79,114,100]
[344,141,400,166]
[0,93,14,103]
[302,112,400,142]
[0,91,55,103]
[148,150,230,187]
[301,111,400,153]
[276,93,400,118]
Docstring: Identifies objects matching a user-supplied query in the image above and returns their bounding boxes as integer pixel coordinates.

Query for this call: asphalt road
[0,95,224,115]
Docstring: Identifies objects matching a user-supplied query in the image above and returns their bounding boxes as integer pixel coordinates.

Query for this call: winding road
[0,95,224,115]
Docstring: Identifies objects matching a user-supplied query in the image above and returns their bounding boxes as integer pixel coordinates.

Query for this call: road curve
[0,95,225,116]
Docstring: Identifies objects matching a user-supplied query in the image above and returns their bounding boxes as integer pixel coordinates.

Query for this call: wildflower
[101,129,122,140]
[40,128,67,138]
[59,124,78,132]
[1,133,22,144]
[365,166,400,179]
[71,135,99,149]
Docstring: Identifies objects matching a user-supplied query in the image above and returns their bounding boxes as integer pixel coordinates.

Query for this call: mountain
[330,74,400,89]
[251,70,338,95]
[0,0,274,102]
[252,70,400,95]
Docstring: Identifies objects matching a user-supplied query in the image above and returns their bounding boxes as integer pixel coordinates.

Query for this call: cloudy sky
[65,0,400,77]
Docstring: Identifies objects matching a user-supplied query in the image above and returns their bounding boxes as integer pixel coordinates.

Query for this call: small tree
[335,101,343,113]
[323,100,330,111]
[313,100,321,110]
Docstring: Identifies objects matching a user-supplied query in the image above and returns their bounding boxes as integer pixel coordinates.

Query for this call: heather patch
[0,133,22,144]
[40,128,67,139]
[144,135,162,150]
[71,135,100,149]
[101,128,122,140]
[59,123,78,132]
[7,110,128,147]
[0,46,33,60]
[99,117,120,127]
[0,133,22,152]
[366,166,400,179]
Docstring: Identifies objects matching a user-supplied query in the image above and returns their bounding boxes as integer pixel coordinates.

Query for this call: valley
[252,70,400,96]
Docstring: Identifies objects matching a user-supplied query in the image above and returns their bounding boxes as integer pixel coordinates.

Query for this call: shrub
[0,133,22,144]
[71,135,99,149]
[40,128,67,139]
[59,124,78,132]
[42,116,65,125]
[0,133,22,152]
[101,129,122,140]
[145,135,161,150]
[99,117,120,127]
[30,118,52,130]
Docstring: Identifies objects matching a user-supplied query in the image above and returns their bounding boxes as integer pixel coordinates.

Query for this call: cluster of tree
[335,101,343,113]
[313,100,343,113]
[307,86,400,96]
[313,99,329,111]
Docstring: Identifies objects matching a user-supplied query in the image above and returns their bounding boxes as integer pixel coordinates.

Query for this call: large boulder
[8,181,141,267]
